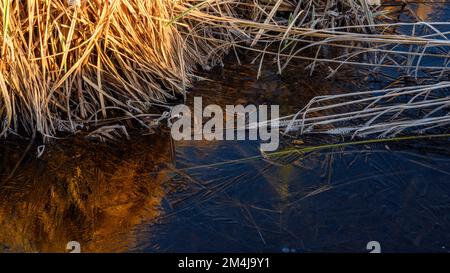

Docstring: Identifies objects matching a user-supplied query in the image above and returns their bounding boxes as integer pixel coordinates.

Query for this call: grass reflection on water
[0,134,173,252]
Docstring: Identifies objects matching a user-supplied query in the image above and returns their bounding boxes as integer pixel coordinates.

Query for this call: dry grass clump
[182,0,449,76]
[278,81,450,138]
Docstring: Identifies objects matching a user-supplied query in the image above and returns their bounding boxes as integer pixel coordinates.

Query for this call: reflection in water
[134,53,450,252]
[0,134,173,252]
[1,46,450,253]
[383,0,447,21]
[0,52,364,253]
[412,0,447,21]
[140,136,450,252]
[188,54,361,116]
[0,1,449,253]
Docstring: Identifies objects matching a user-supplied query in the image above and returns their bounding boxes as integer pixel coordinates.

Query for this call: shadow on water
[0,1,450,253]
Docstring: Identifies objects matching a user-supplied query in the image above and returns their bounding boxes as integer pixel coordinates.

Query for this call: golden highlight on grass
[1,0,449,140]
[0,0,227,140]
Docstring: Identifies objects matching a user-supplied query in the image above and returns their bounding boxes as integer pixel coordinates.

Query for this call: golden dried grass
[0,0,227,140]
[1,0,449,140]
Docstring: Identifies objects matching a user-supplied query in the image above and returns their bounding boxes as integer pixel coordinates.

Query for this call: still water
[0,1,449,252]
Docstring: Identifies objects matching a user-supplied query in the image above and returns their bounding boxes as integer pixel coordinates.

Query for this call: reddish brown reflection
[383,0,444,21]
[0,133,173,252]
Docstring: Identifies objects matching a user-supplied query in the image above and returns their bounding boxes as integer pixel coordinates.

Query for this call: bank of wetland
[0,0,450,253]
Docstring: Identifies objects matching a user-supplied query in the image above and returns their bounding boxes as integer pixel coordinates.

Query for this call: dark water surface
[1,1,450,252]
